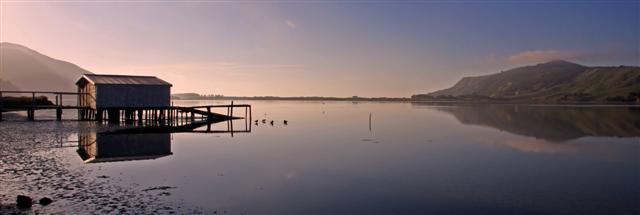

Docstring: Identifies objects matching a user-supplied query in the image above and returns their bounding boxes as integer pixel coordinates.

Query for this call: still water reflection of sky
[68,101,640,214]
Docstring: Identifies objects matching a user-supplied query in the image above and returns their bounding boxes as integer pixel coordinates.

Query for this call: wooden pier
[0,90,87,121]
[0,90,251,123]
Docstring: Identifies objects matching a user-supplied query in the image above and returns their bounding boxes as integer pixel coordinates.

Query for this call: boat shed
[76,74,172,109]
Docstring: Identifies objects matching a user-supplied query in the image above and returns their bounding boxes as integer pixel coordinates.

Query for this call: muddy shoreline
[0,114,204,214]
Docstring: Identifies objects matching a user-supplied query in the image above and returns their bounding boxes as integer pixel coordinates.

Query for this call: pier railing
[0,90,89,107]
[0,90,91,120]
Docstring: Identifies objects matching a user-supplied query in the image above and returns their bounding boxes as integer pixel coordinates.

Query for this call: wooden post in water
[230,101,234,118]
[28,109,35,121]
[369,112,372,132]
[56,107,62,121]
[207,107,211,121]
[230,117,234,137]
[29,92,35,121]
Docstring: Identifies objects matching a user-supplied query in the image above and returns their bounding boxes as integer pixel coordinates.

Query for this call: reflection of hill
[431,104,640,142]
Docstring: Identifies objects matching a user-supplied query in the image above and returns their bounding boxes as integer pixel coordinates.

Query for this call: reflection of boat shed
[77,132,172,163]
[76,74,172,109]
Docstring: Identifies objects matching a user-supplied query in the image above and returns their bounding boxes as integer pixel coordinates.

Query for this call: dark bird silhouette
[254,120,258,124]
[283,120,288,125]
[262,119,266,123]
[270,120,274,125]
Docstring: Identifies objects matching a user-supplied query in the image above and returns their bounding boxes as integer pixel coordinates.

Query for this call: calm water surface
[61,101,640,214]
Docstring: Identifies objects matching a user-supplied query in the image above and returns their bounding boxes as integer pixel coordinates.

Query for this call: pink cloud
[506,50,582,65]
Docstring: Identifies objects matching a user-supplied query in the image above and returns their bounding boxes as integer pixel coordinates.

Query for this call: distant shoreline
[170,96,640,105]
[171,95,411,102]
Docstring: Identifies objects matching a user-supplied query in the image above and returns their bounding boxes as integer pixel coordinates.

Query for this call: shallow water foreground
[1,101,639,214]
[0,120,207,214]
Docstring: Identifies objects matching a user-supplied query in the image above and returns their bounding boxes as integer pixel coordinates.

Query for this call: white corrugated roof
[78,74,172,86]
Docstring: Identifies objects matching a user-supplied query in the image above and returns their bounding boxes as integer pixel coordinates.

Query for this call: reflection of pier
[108,118,251,136]
[77,119,251,163]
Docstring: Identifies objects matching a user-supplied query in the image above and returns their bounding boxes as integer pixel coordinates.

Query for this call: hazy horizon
[1,1,638,97]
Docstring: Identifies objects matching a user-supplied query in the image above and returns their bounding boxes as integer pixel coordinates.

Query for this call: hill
[0,42,93,92]
[171,93,204,100]
[0,78,20,90]
[417,60,640,103]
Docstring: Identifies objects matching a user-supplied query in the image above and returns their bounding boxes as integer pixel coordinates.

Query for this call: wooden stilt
[230,101,234,118]
[56,107,62,121]
[96,109,103,122]
[138,109,143,124]
[28,109,35,121]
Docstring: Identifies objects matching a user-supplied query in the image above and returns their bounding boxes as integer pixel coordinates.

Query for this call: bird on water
[270,120,274,125]
[284,120,288,125]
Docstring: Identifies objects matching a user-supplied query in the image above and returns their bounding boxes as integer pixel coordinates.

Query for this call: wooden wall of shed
[80,83,96,109]
[95,85,170,108]
[78,82,97,108]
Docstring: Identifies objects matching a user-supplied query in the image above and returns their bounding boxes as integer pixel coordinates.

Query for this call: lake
[1,101,639,214]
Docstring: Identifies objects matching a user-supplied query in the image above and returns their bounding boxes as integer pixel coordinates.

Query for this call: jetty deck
[0,90,251,123]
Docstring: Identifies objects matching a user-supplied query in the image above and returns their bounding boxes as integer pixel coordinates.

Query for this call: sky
[1,0,638,97]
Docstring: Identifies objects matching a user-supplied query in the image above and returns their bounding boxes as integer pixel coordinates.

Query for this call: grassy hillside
[421,60,640,103]
[544,66,640,102]
[0,42,92,92]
